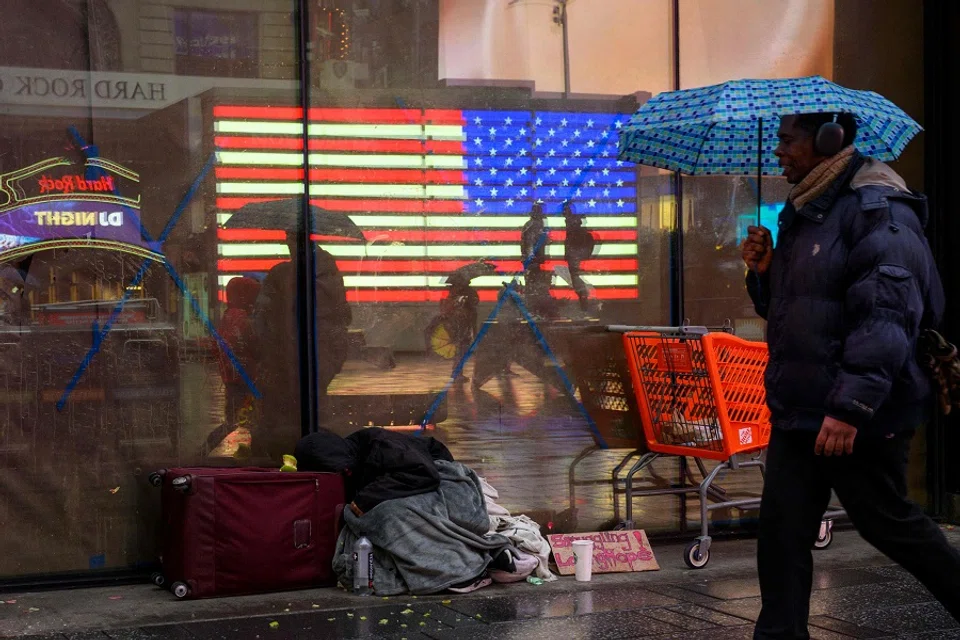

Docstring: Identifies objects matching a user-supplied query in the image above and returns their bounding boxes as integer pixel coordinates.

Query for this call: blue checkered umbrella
[618,76,921,177]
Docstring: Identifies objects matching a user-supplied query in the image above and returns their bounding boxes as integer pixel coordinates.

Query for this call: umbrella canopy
[224,198,365,241]
[450,260,497,283]
[618,76,921,177]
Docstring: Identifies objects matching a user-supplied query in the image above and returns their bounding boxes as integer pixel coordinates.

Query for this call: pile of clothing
[294,428,555,595]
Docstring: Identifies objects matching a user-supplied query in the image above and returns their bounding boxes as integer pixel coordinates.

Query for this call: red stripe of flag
[215,167,466,185]
[216,197,466,213]
[217,287,637,304]
[215,136,465,154]
[218,228,636,243]
[217,258,638,273]
[214,106,464,124]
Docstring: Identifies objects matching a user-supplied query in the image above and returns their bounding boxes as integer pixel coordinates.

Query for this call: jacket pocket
[876,264,914,316]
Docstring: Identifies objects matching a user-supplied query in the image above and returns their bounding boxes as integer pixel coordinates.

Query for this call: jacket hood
[850,157,908,192]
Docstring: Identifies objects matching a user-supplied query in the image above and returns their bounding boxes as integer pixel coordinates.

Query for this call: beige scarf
[788,145,855,210]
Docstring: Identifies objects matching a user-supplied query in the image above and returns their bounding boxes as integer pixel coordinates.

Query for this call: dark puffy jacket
[747,151,945,435]
[294,427,454,514]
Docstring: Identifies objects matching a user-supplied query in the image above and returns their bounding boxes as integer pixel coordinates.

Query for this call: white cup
[572,540,594,582]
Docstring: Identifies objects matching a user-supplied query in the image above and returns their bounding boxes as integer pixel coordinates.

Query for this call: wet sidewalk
[2,528,958,639]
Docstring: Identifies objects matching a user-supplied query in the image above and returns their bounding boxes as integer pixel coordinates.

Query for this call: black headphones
[814,113,846,156]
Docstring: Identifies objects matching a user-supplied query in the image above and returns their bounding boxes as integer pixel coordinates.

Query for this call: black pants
[755,428,960,639]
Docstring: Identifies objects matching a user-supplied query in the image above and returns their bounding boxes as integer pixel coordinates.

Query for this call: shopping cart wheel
[683,540,710,569]
[814,520,833,550]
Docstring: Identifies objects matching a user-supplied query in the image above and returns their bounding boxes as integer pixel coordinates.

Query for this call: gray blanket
[333,460,511,595]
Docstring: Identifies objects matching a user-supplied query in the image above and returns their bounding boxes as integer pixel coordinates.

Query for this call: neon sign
[0,156,162,262]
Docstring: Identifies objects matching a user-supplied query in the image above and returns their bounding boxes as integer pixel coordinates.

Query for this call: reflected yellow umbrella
[429,323,458,359]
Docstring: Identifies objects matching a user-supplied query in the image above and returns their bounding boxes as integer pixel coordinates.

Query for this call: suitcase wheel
[172,582,190,599]
[151,572,165,587]
[148,472,164,488]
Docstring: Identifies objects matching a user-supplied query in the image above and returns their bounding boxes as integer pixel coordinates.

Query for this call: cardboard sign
[548,530,660,575]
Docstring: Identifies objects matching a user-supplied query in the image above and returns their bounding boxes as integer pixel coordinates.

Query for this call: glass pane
[0,0,301,578]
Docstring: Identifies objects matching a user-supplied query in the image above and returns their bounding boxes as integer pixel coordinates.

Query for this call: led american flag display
[214,105,640,303]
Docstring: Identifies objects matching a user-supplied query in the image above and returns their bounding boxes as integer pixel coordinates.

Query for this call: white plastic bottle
[352,536,374,596]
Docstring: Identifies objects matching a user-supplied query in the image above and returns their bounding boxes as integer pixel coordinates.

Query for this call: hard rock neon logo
[0,156,162,262]
[37,174,116,195]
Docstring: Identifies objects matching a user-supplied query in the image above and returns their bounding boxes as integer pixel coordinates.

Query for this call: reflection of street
[183,353,763,535]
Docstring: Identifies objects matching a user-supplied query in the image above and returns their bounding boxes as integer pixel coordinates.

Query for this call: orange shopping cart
[621,327,843,568]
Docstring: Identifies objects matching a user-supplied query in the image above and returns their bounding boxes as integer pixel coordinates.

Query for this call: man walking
[741,112,960,639]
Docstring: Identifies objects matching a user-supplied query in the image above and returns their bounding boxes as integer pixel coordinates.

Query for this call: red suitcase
[149,467,344,599]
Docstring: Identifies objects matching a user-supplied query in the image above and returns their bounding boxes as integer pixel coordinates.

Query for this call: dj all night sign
[0,156,161,262]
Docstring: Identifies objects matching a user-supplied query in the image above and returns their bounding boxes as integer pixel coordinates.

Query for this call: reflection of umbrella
[429,324,458,359]
[618,75,921,222]
[224,198,365,241]
[445,260,496,286]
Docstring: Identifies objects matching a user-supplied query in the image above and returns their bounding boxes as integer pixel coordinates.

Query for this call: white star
[548,128,556,137]
[474,178,484,186]
[505,138,513,147]
[505,117,513,125]
[575,189,583,197]
[587,119,595,127]
[506,178,514,187]
[616,160,625,167]
[602,168,610,176]
[490,188,499,197]
[535,139,543,147]
[474,137,483,146]
[519,188,528,196]
[562,179,569,187]
[562,159,569,166]
[536,158,543,166]
[575,168,583,176]
[614,121,623,129]
[489,148,497,156]
[489,127,497,136]
[519,167,528,175]
[616,199,625,208]
[603,189,610,197]
[506,198,515,207]
[560,118,568,127]
[616,179,624,187]
[475,198,484,206]
[561,140,569,147]
[587,140,595,148]
[519,148,528,156]
[549,168,557,175]
[588,199,597,207]
[550,188,557,196]
[536,178,544,186]
[588,179,596,187]
[574,150,582,157]
[573,130,581,137]
[587,158,594,166]
[548,149,556,157]
[519,128,527,136]
[601,130,610,138]
[475,158,483,166]
[535,117,543,126]
[490,168,498,176]
[505,157,514,166]
[602,150,610,157]
[474,116,482,125]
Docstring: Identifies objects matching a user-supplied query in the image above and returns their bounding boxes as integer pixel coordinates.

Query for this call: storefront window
[0,0,937,582]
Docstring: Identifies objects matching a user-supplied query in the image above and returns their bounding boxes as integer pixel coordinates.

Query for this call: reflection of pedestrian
[440,274,479,382]
[253,236,351,460]
[521,203,554,317]
[742,113,960,637]
[217,277,260,424]
[562,202,595,311]
[203,276,260,455]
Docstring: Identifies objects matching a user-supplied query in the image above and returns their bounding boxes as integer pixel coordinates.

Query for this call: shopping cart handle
[605,325,710,335]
